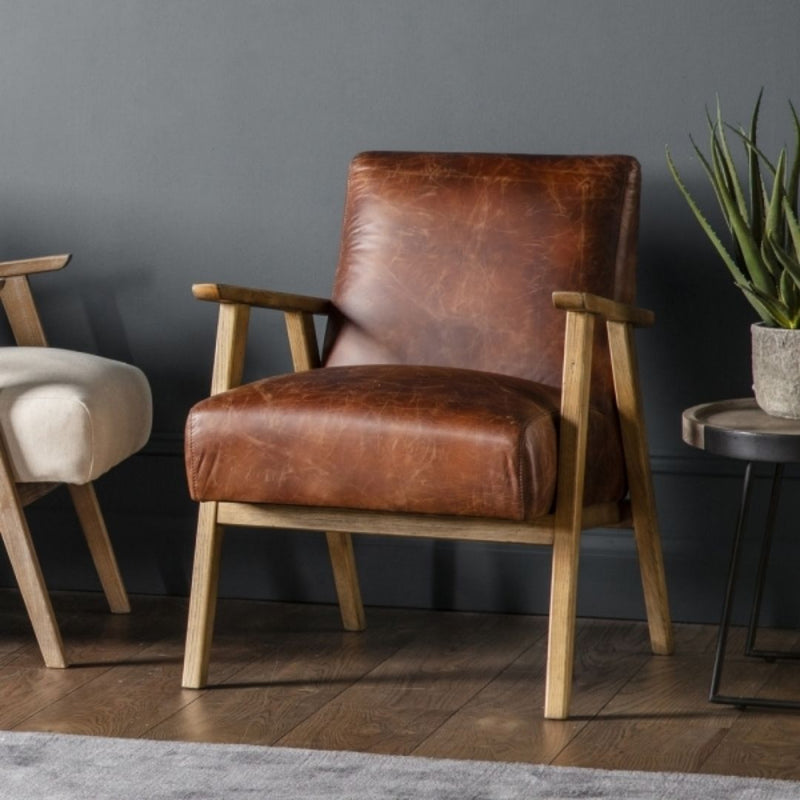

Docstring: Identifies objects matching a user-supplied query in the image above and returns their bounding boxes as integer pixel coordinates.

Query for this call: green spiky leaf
[665,146,748,286]
[668,93,800,328]
[741,283,794,327]
[789,100,800,218]
[784,198,800,257]
[748,89,765,242]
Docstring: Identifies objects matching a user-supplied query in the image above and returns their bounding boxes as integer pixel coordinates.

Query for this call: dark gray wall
[3,1,800,625]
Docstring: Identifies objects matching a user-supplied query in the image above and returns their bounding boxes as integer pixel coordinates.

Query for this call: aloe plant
[666,92,800,328]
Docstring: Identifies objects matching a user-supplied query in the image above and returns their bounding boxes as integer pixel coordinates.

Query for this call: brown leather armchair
[182,152,673,720]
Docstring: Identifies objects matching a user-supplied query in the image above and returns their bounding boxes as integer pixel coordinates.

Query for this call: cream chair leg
[68,483,130,614]
[607,321,673,655]
[0,483,67,668]
[325,531,366,631]
[182,502,224,689]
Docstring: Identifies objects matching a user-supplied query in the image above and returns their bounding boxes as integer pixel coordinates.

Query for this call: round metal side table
[683,397,800,710]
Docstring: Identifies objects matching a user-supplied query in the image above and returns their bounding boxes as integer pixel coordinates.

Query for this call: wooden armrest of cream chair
[0,255,152,667]
[182,152,673,720]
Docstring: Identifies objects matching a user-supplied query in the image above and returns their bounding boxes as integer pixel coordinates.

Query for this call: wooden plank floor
[2,589,800,779]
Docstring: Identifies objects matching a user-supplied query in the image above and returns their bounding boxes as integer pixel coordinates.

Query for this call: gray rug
[0,730,797,800]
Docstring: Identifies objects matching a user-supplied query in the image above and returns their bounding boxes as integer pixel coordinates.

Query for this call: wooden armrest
[0,254,71,279]
[552,291,654,327]
[198,282,329,393]
[192,283,332,315]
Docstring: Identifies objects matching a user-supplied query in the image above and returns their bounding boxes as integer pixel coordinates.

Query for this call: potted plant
[666,91,800,418]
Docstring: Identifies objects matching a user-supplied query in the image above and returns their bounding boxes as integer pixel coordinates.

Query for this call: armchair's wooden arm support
[553,291,654,327]
[0,256,70,347]
[550,289,673,677]
[192,283,332,315]
[0,254,71,279]
[193,283,333,394]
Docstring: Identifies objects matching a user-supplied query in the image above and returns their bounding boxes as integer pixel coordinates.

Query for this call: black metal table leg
[710,462,800,710]
[709,462,753,707]
[743,464,800,662]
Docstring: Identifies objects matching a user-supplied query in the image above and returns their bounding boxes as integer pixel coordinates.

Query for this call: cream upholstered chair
[0,254,152,667]
[182,152,673,719]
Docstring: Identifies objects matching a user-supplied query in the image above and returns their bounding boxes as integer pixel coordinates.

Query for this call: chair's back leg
[545,310,595,720]
[182,501,225,688]
[325,531,366,631]
[68,483,130,614]
[607,321,673,655]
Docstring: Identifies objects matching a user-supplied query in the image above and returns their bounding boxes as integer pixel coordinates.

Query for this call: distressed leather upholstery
[187,365,626,520]
[186,153,638,518]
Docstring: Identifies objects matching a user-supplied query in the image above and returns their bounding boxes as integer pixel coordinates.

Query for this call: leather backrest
[323,152,640,398]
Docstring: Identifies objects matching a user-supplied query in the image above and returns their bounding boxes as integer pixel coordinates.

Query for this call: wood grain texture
[277,612,543,754]
[216,501,564,545]
[153,624,412,745]
[68,483,130,614]
[0,276,49,346]
[284,310,321,371]
[0,254,70,279]
[607,320,673,656]
[193,283,331,315]
[701,691,800,780]
[209,303,251,395]
[545,309,595,719]
[325,531,366,631]
[0,592,177,728]
[552,291,654,326]
[414,619,648,763]
[683,397,800,443]
[552,654,757,773]
[2,592,800,779]
[0,448,66,669]
[182,502,224,688]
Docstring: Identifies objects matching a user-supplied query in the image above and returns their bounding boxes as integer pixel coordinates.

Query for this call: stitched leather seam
[187,413,197,498]
[518,408,554,521]
[352,165,626,183]
[516,427,526,521]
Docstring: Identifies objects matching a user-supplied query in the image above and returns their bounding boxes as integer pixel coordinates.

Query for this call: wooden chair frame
[0,255,130,668]
[182,282,673,719]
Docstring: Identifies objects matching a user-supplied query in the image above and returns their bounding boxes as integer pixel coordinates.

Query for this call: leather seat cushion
[186,365,626,521]
[0,347,152,484]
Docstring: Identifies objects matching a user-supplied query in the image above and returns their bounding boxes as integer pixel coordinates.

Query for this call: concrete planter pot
[752,323,800,418]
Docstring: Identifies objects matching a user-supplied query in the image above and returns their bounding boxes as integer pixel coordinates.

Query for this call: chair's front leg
[182,501,225,688]
[545,310,595,720]
[68,483,130,614]
[0,460,66,667]
[607,320,673,656]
